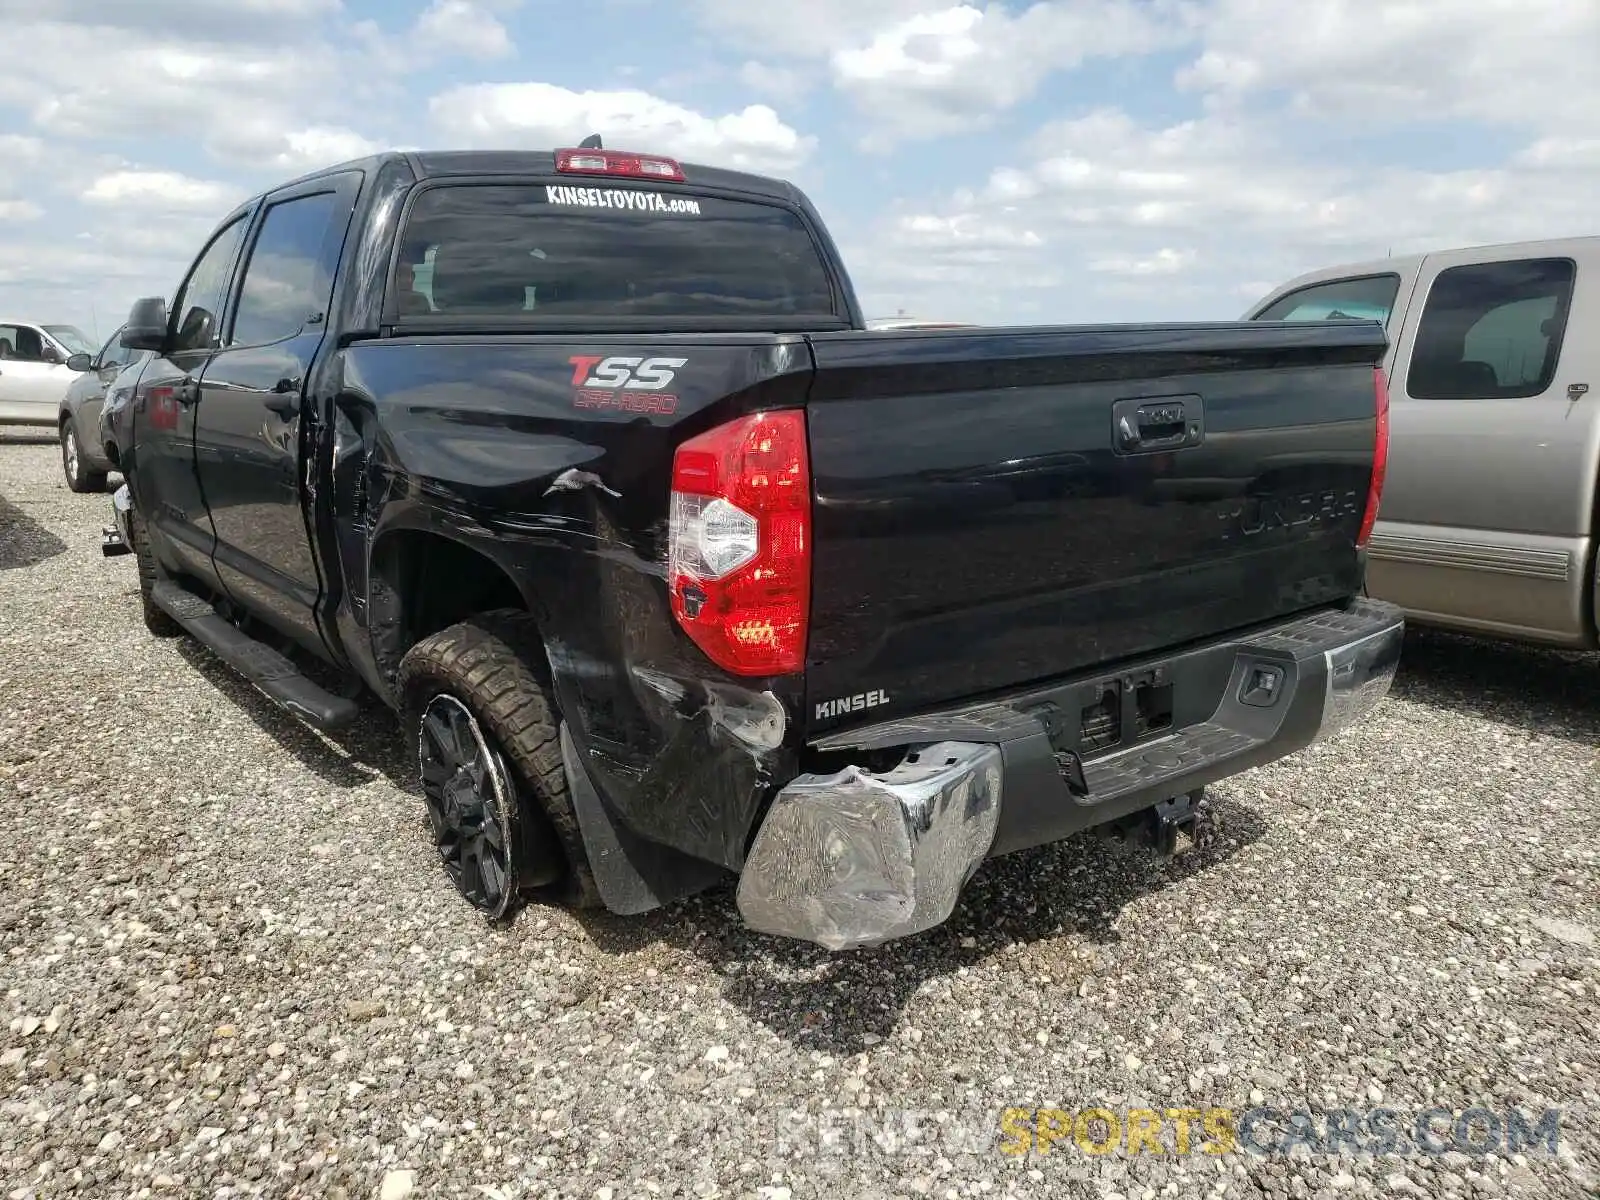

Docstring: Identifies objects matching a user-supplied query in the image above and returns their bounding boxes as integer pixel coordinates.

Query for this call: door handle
[265,393,298,417]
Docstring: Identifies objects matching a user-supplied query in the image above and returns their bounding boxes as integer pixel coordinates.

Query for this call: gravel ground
[1,427,1596,1200]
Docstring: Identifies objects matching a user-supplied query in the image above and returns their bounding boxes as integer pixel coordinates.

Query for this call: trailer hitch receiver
[1098,788,1217,858]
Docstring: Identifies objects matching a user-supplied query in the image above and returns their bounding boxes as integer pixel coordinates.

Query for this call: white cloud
[1514,136,1600,170]
[0,230,199,332]
[276,127,388,171]
[208,121,386,173]
[413,0,516,59]
[0,6,398,187]
[429,82,817,173]
[0,21,364,152]
[0,2,392,329]
[5,0,1598,335]
[831,2,1189,144]
[0,135,45,223]
[852,104,1598,322]
[800,0,1599,319]
[737,61,811,105]
[692,0,936,58]
[0,0,339,40]
[897,213,1043,250]
[0,133,45,161]
[1089,247,1197,276]
[1178,0,1599,136]
[82,170,240,212]
[694,0,1195,147]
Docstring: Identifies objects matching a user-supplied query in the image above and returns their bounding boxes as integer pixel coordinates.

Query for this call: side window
[1252,274,1401,326]
[1407,258,1575,400]
[231,191,343,347]
[170,216,249,356]
[96,330,125,369]
[0,324,47,362]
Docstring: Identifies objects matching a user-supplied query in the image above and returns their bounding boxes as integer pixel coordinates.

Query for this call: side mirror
[65,352,93,372]
[121,298,170,352]
[41,345,63,365]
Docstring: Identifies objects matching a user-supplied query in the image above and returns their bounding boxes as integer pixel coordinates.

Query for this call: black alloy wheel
[417,693,518,916]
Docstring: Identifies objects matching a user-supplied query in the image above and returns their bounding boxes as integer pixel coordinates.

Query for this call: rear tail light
[555,148,685,182]
[668,410,811,676]
[1356,365,1389,549]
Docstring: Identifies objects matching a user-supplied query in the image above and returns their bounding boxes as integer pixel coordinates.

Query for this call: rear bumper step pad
[810,597,1406,859]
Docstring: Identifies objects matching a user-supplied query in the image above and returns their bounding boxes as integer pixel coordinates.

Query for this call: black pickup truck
[98,143,1403,951]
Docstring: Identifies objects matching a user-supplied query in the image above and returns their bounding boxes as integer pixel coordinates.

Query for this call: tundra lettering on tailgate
[569,354,686,415]
[1219,489,1362,542]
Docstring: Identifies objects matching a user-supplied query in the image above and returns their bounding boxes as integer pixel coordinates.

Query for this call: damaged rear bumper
[736,598,1405,951]
[735,742,1004,952]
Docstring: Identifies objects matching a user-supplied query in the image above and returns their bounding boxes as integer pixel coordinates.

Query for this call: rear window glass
[394,183,838,320]
[1406,258,1575,400]
[1252,273,1401,325]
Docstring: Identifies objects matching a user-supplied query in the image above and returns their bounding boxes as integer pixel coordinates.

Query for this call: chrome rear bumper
[736,600,1404,951]
[736,742,1002,952]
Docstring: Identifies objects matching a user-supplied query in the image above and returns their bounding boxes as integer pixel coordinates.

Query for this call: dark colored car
[57,324,146,492]
[99,144,1403,951]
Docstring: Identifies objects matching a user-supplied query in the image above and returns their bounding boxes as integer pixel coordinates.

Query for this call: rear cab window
[1405,258,1575,400]
[389,180,843,327]
[1251,273,1402,326]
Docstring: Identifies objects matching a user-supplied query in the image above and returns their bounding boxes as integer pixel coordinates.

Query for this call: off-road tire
[398,609,601,914]
[60,418,107,494]
[128,502,181,637]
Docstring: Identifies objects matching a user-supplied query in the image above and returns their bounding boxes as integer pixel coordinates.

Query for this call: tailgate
[802,321,1387,732]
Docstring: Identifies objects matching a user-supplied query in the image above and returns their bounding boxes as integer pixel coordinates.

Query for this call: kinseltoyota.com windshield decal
[544,185,702,215]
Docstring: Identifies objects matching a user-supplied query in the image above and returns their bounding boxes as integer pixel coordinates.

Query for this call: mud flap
[559,723,730,916]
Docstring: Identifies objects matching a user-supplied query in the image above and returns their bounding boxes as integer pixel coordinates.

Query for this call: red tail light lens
[668,410,811,676]
[1357,365,1389,549]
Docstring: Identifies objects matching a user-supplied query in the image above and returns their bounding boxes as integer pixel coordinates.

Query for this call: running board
[150,580,360,732]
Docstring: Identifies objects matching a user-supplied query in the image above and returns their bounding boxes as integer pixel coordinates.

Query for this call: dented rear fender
[323,338,812,873]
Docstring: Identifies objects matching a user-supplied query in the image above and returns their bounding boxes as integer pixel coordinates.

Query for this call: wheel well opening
[369,531,527,683]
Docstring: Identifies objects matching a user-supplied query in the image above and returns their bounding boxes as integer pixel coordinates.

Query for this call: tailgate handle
[1113,394,1203,455]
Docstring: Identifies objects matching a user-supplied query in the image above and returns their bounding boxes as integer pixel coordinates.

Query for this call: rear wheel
[128,502,181,637]
[60,419,107,493]
[397,610,600,919]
